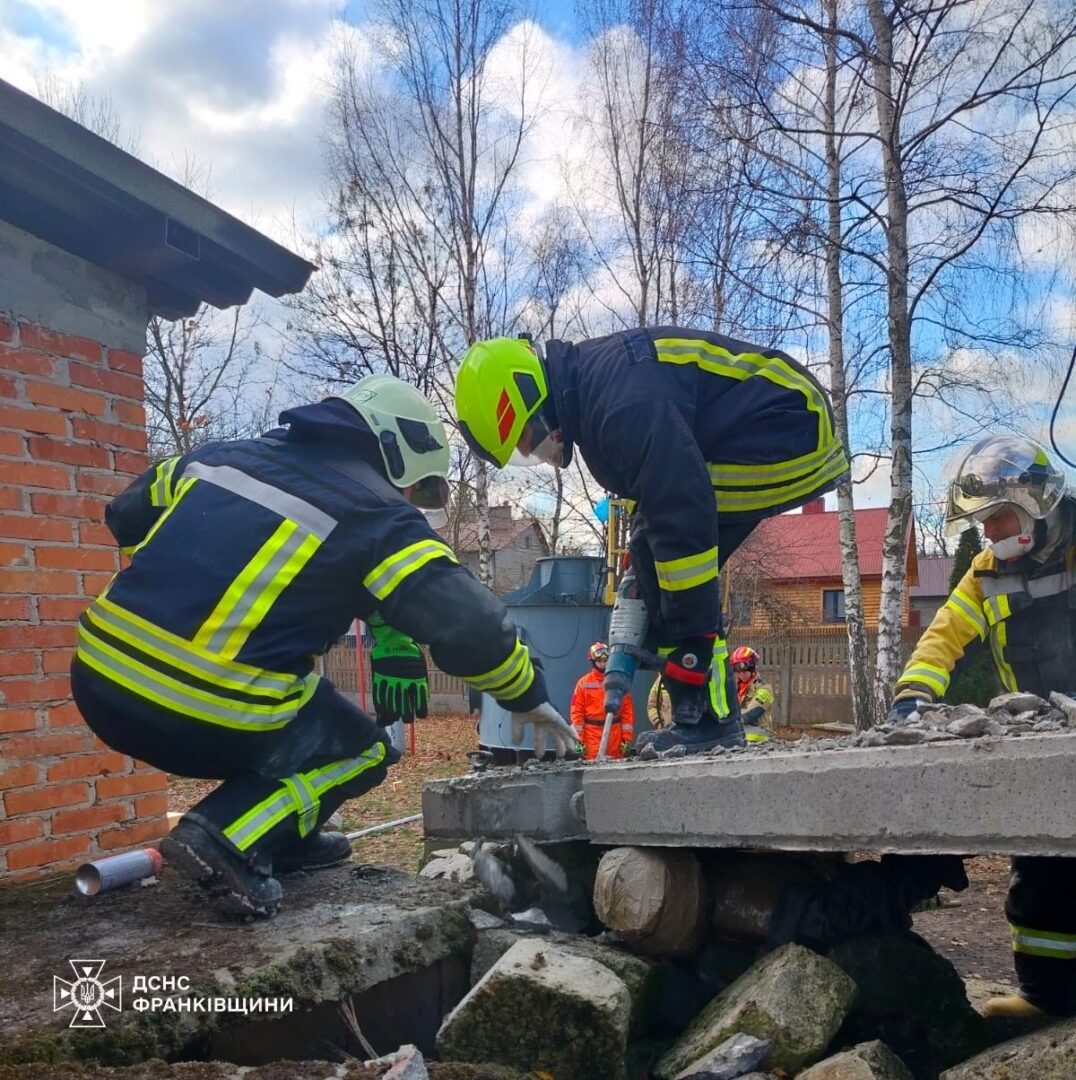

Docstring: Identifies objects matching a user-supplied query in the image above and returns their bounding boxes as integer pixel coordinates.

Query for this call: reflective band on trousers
[224,742,387,851]
[1011,924,1076,959]
[363,539,458,601]
[708,639,730,718]
[654,547,719,593]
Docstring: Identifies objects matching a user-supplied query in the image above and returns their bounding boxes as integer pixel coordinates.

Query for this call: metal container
[478,556,653,752]
[75,848,162,896]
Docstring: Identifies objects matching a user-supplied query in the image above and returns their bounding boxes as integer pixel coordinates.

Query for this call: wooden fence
[322,628,924,728]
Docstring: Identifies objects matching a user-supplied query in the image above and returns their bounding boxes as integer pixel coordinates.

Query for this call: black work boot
[637,715,746,755]
[161,816,282,919]
[274,830,352,873]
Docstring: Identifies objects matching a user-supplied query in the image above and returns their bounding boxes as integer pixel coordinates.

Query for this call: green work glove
[367,613,429,726]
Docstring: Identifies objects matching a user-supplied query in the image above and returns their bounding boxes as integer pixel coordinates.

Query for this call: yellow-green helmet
[337,374,450,508]
[454,337,555,468]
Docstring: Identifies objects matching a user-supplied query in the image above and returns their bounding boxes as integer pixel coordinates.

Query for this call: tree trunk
[824,0,874,729]
[474,458,493,588]
[866,0,914,720]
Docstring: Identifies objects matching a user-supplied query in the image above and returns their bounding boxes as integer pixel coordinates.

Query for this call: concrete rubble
[670,1032,772,1079]
[797,1039,915,1080]
[654,943,857,1078]
[940,1015,1076,1079]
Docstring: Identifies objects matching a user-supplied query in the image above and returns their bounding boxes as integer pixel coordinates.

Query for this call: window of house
[822,588,846,622]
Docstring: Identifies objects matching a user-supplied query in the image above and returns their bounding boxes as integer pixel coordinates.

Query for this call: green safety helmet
[454,337,560,469]
[337,374,450,509]
[944,435,1066,538]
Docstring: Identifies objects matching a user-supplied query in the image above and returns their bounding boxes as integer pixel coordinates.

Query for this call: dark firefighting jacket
[896,501,1076,702]
[76,400,546,731]
[543,326,847,640]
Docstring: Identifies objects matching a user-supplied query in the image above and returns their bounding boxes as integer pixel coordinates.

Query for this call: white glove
[511,702,577,759]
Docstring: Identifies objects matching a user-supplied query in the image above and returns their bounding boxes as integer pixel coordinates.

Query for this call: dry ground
[170,716,1015,982]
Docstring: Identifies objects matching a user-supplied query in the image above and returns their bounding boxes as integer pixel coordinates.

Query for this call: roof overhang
[0,79,316,320]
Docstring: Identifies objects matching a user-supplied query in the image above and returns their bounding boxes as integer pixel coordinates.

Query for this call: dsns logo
[54,959,122,1028]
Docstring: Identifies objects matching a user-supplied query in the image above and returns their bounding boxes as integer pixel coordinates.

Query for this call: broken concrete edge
[0,899,474,1068]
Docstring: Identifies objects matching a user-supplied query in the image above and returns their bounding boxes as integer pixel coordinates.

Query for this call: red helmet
[730,646,758,673]
[588,641,610,663]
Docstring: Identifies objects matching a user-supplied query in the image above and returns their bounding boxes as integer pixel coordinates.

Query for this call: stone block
[671,1032,772,1079]
[940,1016,1076,1079]
[797,1040,914,1080]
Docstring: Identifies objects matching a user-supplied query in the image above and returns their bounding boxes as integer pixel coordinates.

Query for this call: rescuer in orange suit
[570,641,635,759]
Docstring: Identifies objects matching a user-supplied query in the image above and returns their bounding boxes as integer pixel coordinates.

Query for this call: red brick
[0,319,12,344]
[0,347,55,378]
[26,381,107,416]
[2,730,87,759]
[0,651,36,676]
[97,818,168,850]
[0,431,25,457]
[36,547,117,571]
[0,405,66,436]
[0,569,78,596]
[68,362,144,400]
[113,401,146,426]
[52,802,130,834]
[20,324,102,363]
[47,701,85,728]
[0,818,42,845]
[29,493,105,521]
[106,349,144,376]
[82,572,115,597]
[96,771,167,799]
[0,487,24,511]
[0,762,39,790]
[75,472,130,497]
[48,750,127,781]
[70,418,146,451]
[42,649,75,673]
[113,451,148,476]
[0,515,74,542]
[0,597,30,620]
[5,781,88,814]
[27,437,109,468]
[0,707,38,732]
[0,460,71,490]
[0,374,17,398]
[37,597,90,622]
[0,625,77,649]
[0,543,29,567]
[6,834,91,870]
[79,523,117,546]
[0,677,71,704]
[135,793,170,816]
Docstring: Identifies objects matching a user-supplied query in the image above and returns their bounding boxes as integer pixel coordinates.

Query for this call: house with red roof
[724,498,919,633]
[438,504,549,594]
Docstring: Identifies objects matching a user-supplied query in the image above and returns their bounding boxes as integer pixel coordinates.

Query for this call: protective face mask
[421,508,448,529]
[990,533,1034,561]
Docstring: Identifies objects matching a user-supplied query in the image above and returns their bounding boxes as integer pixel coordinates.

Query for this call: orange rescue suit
[570,666,635,760]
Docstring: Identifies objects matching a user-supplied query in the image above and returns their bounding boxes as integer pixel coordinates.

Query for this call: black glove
[887,695,927,726]
[742,705,765,726]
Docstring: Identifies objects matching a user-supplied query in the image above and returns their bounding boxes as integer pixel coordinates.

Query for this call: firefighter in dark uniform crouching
[454,328,848,753]
[890,434,1076,1018]
[71,375,575,918]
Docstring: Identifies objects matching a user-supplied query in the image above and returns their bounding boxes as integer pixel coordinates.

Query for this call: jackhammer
[598,569,650,760]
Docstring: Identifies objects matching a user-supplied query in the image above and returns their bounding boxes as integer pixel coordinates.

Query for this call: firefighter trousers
[1006,855,1076,1014]
[71,658,398,862]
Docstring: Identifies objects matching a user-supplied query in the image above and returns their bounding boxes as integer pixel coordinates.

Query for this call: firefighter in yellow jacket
[890,434,1075,1018]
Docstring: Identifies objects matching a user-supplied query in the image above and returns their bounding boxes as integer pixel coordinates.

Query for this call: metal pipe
[345,813,422,841]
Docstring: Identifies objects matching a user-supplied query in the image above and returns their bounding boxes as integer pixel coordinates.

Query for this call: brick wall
[0,316,168,882]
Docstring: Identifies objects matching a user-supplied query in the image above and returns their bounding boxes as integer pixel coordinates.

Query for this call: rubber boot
[636,714,746,755]
[161,816,282,919]
[981,994,1049,1019]
[274,830,352,873]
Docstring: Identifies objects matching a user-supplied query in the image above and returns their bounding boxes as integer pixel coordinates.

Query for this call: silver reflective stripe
[283,775,320,838]
[88,601,298,697]
[185,462,336,540]
[1012,933,1076,955]
[311,747,386,792]
[979,570,1071,600]
[226,791,294,850]
[202,528,311,654]
[708,443,847,487]
[947,591,986,640]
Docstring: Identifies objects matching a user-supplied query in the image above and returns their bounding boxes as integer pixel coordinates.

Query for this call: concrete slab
[424,735,1076,857]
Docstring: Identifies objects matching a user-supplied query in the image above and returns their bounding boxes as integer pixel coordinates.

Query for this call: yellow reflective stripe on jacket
[983,593,1012,625]
[194,521,323,659]
[224,742,387,851]
[86,596,300,698]
[654,336,833,449]
[1011,924,1076,959]
[129,475,198,558]
[991,619,1019,692]
[753,685,774,706]
[707,442,842,487]
[946,588,986,641]
[363,540,458,601]
[711,445,849,513]
[900,661,950,698]
[465,638,535,700]
[76,620,318,730]
[655,546,719,592]
[150,456,181,507]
